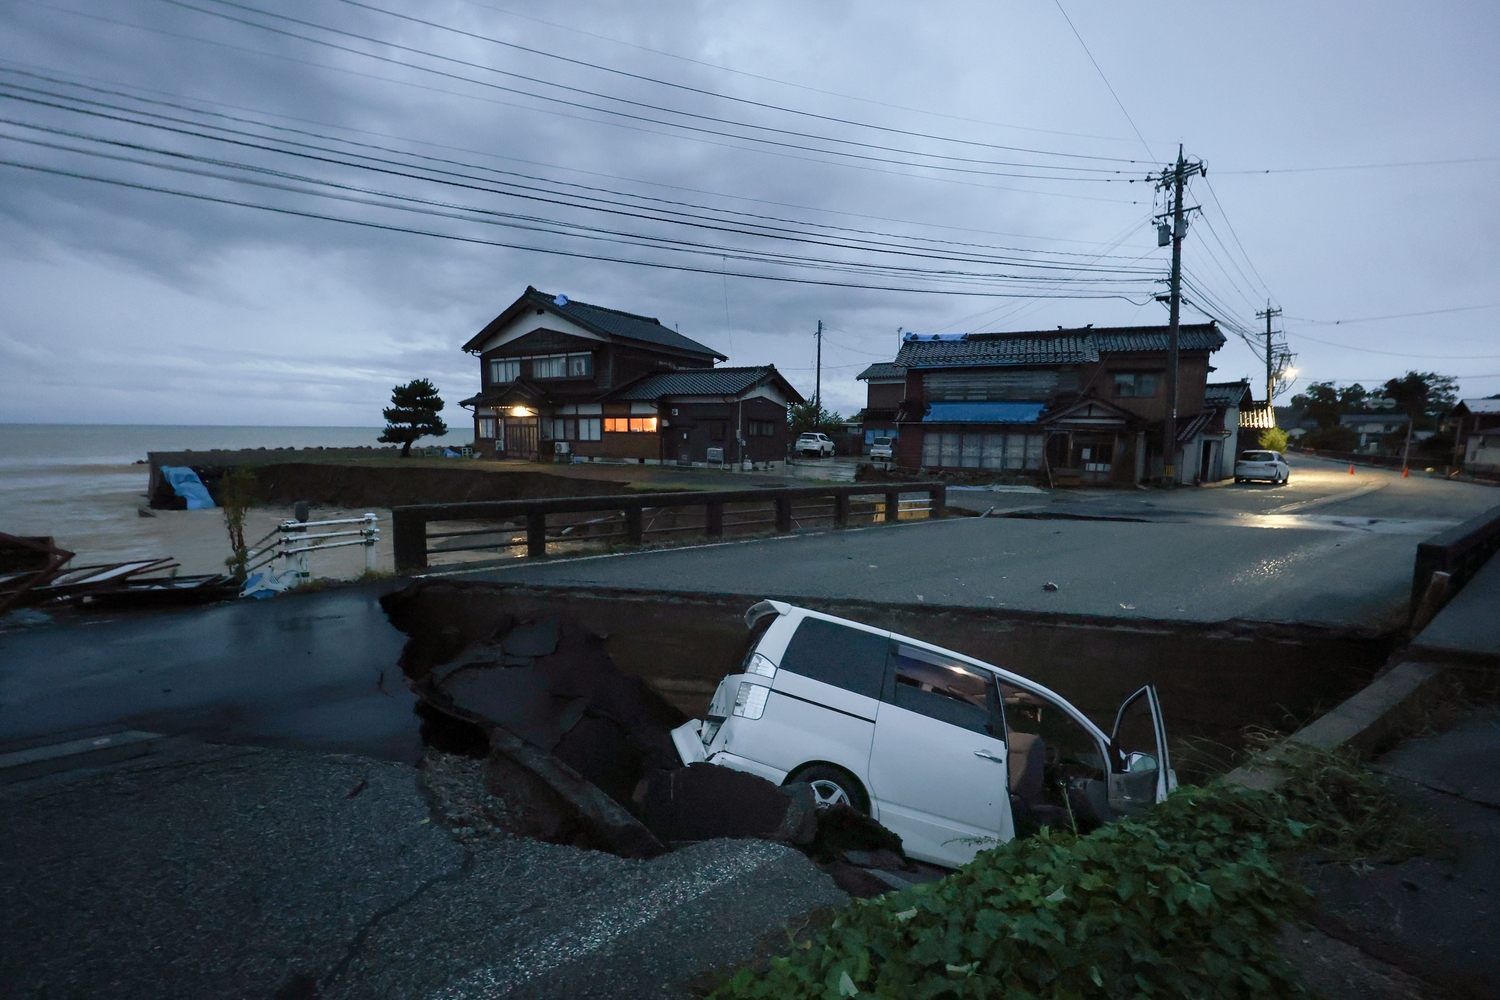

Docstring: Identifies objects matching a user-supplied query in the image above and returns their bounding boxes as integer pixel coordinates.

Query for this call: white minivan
[672,601,1175,867]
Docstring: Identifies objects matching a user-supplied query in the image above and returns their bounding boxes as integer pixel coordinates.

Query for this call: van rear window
[778,618,888,699]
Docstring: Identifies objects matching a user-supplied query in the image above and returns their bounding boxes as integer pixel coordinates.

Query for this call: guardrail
[245,513,380,582]
[1412,501,1500,618]
[392,483,947,572]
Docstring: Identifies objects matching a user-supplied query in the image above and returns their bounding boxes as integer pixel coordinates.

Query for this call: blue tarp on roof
[922,402,1046,424]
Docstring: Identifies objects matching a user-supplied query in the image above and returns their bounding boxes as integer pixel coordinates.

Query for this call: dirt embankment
[170,463,642,509]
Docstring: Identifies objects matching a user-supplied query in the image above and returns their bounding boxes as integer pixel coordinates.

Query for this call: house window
[604,417,658,433]
[567,353,592,377]
[489,359,520,383]
[924,431,1043,470]
[549,418,578,440]
[531,355,566,379]
[747,419,776,437]
[477,417,497,439]
[1113,373,1158,398]
[579,418,601,441]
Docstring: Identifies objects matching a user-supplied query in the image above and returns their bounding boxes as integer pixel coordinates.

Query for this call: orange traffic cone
[1403,467,1410,477]
[1348,464,1355,474]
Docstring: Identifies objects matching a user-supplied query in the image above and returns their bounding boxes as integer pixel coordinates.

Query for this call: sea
[0,425,409,558]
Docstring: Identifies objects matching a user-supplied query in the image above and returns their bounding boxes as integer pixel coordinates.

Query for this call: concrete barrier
[1411,501,1500,616]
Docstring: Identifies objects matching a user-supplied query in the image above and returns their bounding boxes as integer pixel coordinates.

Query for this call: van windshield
[873,437,891,446]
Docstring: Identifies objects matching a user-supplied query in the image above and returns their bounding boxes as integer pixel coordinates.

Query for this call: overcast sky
[1,0,1496,425]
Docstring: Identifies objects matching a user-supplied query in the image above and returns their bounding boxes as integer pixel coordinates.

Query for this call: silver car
[1234,449,1290,484]
[672,601,1175,868]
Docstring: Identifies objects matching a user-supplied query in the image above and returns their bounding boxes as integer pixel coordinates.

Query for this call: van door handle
[974,750,1005,763]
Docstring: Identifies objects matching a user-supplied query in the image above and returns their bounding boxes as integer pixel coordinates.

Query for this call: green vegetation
[380,378,448,458]
[1257,427,1289,453]
[713,744,1432,1000]
[220,467,257,582]
[790,400,845,437]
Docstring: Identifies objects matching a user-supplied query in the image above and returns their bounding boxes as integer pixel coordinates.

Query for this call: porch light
[509,405,534,417]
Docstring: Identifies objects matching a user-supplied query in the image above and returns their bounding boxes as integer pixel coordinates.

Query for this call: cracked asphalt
[0,742,845,1000]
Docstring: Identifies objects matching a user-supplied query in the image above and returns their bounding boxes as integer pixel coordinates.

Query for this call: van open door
[1106,685,1176,815]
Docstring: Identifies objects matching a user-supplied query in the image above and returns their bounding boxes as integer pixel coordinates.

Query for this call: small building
[459,287,800,466]
[1204,381,1259,479]
[1338,412,1410,454]
[888,323,1227,485]
[1452,398,1500,473]
[855,362,906,451]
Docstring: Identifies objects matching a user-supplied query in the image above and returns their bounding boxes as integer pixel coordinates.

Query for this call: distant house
[459,287,800,466]
[1338,412,1410,454]
[887,323,1227,485]
[855,361,906,449]
[1205,380,1259,477]
[1452,398,1500,473]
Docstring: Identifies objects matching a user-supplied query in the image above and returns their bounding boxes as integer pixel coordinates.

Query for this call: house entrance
[502,417,538,460]
[1069,435,1115,484]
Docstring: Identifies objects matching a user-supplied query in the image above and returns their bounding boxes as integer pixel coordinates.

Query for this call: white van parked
[672,601,1175,867]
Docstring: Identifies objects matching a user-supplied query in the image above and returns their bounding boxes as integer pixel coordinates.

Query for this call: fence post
[392,509,428,573]
[625,506,644,545]
[362,512,379,573]
[929,485,946,520]
[775,496,793,533]
[527,511,547,558]
[833,491,850,528]
[885,490,901,523]
[706,499,724,539]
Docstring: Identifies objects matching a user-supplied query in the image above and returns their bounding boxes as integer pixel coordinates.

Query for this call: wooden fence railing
[392,483,947,572]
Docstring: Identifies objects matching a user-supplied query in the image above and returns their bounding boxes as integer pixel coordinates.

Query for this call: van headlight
[732,681,770,720]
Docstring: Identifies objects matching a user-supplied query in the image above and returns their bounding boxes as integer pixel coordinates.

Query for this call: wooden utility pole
[815,319,823,411]
[1256,303,1283,414]
[1157,145,1204,489]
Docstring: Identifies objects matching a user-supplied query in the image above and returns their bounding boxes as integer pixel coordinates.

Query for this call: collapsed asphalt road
[382,579,932,898]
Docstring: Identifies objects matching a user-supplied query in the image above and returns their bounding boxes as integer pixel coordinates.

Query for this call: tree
[1291,382,1343,428]
[220,467,257,582]
[1383,371,1459,469]
[788,400,844,436]
[1303,424,1359,452]
[1258,427,1289,453]
[379,379,448,457]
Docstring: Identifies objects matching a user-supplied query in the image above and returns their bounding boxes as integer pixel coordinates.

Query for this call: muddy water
[432,583,1394,782]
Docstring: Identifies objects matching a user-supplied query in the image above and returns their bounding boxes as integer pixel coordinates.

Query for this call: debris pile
[383,580,938,894]
[0,532,232,615]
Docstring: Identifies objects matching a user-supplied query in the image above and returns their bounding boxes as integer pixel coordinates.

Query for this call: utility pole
[815,319,823,413]
[1256,302,1283,414]
[1156,145,1204,489]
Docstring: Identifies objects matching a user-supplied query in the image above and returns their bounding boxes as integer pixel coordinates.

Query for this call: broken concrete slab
[639,762,817,845]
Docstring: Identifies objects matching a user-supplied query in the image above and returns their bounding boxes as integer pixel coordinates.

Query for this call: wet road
[0,581,417,759]
[471,456,1498,628]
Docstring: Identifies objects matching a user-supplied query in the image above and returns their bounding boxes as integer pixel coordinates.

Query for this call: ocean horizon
[0,423,452,470]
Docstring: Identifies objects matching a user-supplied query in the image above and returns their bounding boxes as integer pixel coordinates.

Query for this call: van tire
[787,764,869,815]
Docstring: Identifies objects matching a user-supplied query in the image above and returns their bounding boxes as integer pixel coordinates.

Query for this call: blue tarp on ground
[922,402,1046,424]
[160,466,216,509]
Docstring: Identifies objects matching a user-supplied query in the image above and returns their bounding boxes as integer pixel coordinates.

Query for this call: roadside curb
[1225,662,1451,790]
[0,730,164,785]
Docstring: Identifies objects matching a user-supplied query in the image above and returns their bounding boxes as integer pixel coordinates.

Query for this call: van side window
[887,644,994,734]
[778,618,888,699]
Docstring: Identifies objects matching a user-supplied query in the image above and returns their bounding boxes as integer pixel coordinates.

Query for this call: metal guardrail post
[775,496,793,533]
[833,492,850,528]
[884,490,901,522]
[362,513,378,573]
[706,499,724,539]
[526,512,547,558]
[625,506,644,545]
[392,509,428,572]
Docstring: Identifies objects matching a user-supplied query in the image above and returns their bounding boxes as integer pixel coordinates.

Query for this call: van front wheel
[787,764,870,815]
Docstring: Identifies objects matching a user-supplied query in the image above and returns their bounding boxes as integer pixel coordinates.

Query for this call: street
[471,456,1498,627]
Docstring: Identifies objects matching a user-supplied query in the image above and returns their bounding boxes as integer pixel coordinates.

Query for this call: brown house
[459,287,801,467]
[886,323,1228,485]
[855,362,906,450]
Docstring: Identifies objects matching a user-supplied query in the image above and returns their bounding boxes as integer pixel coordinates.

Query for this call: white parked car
[795,432,836,458]
[1234,449,1290,484]
[868,436,894,461]
[672,602,1175,868]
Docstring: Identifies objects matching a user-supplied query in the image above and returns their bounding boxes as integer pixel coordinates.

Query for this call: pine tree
[379,379,448,457]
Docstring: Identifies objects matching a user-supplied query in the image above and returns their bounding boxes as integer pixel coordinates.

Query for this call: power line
[1051,0,1156,162]
[1218,156,1500,175]
[1286,304,1500,325]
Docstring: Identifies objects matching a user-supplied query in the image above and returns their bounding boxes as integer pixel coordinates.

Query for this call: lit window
[603,417,658,433]
[489,359,519,383]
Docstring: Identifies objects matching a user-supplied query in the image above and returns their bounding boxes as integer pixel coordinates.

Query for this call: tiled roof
[609,366,805,403]
[894,323,1223,369]
[465,287,726,360]
[1205,380,1252,407]
[1457,398,1500,415]
[856,362,906,381]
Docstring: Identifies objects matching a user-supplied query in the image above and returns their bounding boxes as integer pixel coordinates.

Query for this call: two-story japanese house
[872,322,1232,485]
[459,287,802,466]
